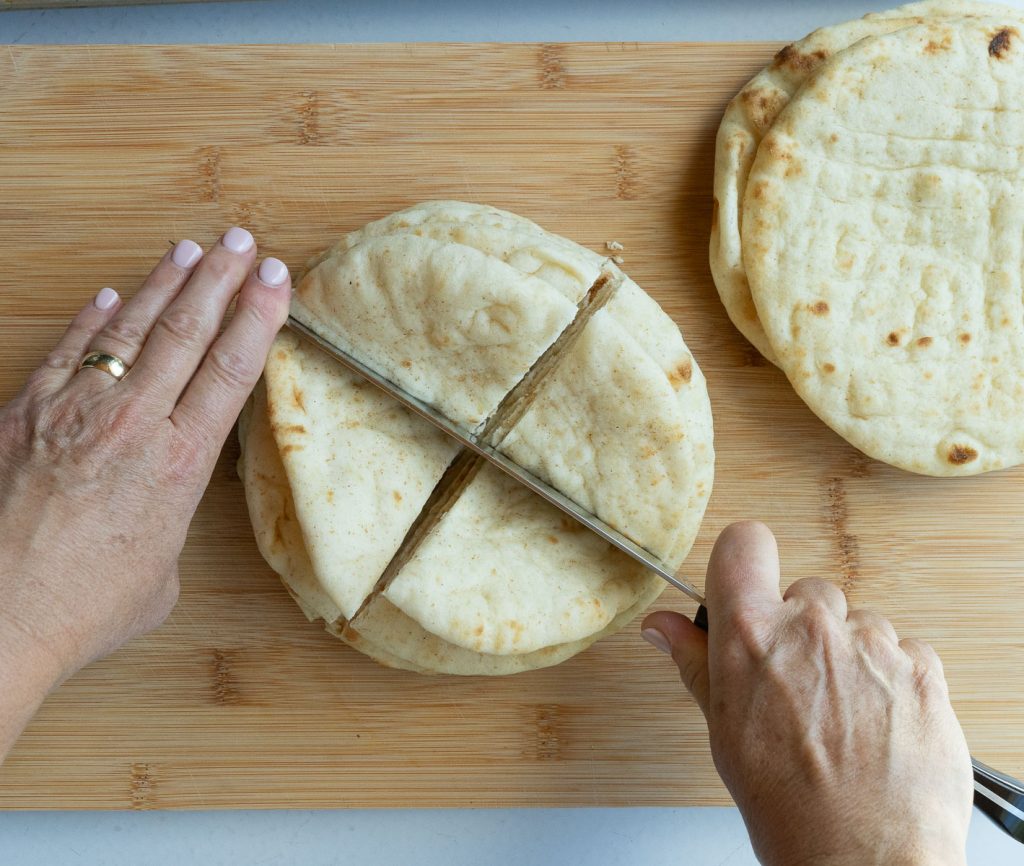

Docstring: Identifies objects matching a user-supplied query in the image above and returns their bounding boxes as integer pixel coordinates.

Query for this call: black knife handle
[693,604,709,632]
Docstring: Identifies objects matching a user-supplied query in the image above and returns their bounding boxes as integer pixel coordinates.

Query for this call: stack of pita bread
[240,202,714,674]
[711,0,1024,476]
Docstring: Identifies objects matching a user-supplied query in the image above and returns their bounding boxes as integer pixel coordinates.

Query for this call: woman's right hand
[642,521,973,866]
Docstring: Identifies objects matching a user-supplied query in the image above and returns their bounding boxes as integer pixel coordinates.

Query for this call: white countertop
[2,1,1022,863]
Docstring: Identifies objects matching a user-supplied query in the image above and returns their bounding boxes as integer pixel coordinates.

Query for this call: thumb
[641,610,710,718]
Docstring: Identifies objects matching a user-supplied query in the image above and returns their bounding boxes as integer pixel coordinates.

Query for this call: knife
[285,315,709,630]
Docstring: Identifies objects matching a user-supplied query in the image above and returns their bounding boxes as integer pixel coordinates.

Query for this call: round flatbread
[743,17,1024,475]
[242,201,715,672]
[710,0,1017,363]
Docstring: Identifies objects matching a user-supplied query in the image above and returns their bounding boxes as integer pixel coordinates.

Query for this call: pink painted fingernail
[171,239,203,268]
[222,226,254,254]
[641,627,672,655]
[94,287,119,311]
[258,257,289,287]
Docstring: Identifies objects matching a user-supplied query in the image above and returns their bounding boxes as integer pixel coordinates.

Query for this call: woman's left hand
[0,227,290,757]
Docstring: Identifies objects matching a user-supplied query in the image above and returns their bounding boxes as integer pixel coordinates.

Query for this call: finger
[846,608,899,645]
[783,577,848,620]
[26,288,122,396]
[642,610,710,717]
[705,521,783,622]
[171,257,291,446]
[73,240,204,394]
[130,227,257,405]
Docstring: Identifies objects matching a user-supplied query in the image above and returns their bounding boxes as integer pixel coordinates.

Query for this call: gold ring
[79,351,129,381]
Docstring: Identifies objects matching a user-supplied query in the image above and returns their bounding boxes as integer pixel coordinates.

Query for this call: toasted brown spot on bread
[810,300,829,315]
[773,44,828,72]
[823,362,836,373]
[989,27,1015,58]
[925,35,952,54]
[392,490,403,503]
[282,424,307,434]
[886,331,901,346]
[400,359,412,368]
[959,332,972,344]
[750,181,769,201]
[280,444,305,455]
[547,535,558,544]
[668,358,693,388]
[948,444,978,465]
[739,87,786,133]
[916,336,933,347]
[762,133,791,160]
[326,489,334,503]
[292,386,306,411]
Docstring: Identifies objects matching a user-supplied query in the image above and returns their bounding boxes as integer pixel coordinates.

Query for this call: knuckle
[156,305,208,349]
[798,599,840,642]
[240,290,285,330]
[164,426,214,483]
[206,344,261,390]
[101,315,149,350]
[28,399,87,454]
[721,610,772,663]
[41,347,82,375]
[854,625,894,657]
[202,253,239,283]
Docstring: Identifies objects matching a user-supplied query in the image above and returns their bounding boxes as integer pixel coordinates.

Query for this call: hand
[0,228,290,758]
[642,522,972,866]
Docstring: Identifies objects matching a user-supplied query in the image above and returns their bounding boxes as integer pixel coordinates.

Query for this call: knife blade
[284,315,708,616]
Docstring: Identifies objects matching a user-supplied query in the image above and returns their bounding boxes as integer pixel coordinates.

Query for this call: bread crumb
[605,240,625,251]
[612,255,625,264]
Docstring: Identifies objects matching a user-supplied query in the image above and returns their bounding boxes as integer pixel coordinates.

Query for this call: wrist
[0,603,66,759]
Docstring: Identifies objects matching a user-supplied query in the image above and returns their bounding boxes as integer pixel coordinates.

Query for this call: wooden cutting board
[0,44,1021,810]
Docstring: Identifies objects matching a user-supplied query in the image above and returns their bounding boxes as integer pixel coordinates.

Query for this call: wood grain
[0,44,1021,810]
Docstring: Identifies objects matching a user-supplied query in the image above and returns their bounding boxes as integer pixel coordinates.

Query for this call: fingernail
[258,257,289,287]
[94,287,119,311]
[171,239,203,268]
[222,226,254,254]
[641,627,672,655]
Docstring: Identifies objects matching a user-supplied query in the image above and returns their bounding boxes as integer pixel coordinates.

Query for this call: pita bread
[242,201,715,672]
[312,200,605,305]
[238,383,341,623]
[500,306,712,564]
[292,232,579,430]
[382,461,661,655]
[263,331,459,618]
[241,395,664,675]
[710,0,1016,362]
[345,580,665,676]
[744,17,1024,475]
